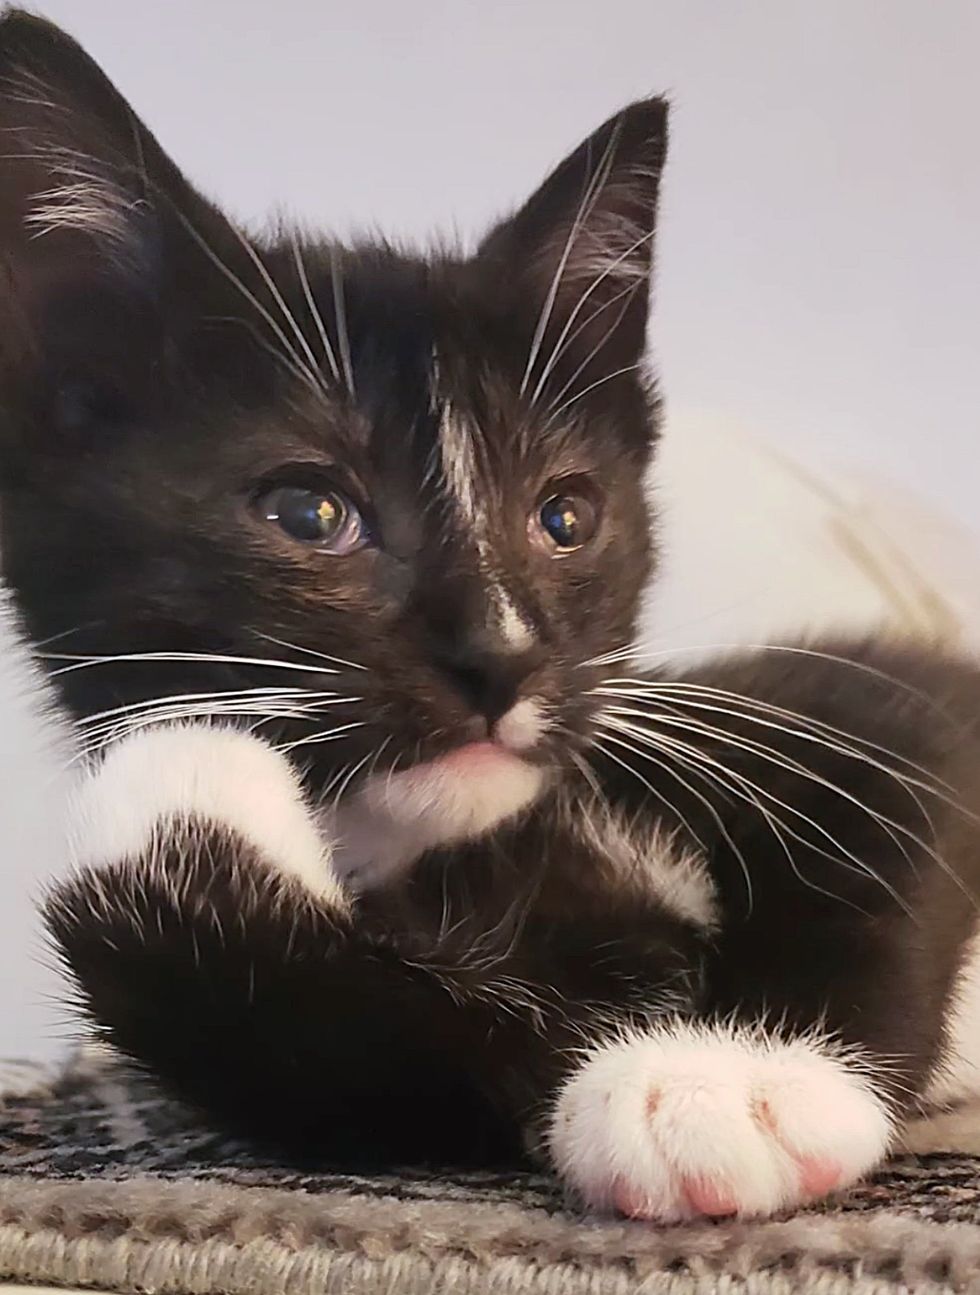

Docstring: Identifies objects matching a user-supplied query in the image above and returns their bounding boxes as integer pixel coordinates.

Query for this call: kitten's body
[2,11,979,1221]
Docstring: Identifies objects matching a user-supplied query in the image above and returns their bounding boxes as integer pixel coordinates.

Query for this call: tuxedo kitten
[3,11,980,1222]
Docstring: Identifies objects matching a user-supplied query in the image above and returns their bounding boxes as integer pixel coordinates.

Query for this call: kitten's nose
[437,639,545,725]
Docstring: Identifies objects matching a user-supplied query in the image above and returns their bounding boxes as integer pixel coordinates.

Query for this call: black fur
[2,11,979,1178]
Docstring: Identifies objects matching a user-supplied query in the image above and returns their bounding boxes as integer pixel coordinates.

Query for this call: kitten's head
[0,12,667,870]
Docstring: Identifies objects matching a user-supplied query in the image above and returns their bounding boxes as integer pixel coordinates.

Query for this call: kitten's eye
[258,486,366,554]
[534,491,598,554]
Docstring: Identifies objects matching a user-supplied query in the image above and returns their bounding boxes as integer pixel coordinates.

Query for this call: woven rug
[2,1051,980,1293]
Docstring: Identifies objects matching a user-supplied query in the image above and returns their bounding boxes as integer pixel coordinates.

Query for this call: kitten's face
[0,13,666,867]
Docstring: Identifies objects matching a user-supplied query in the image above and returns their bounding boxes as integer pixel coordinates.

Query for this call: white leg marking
[550,1020,893,1221]
[64,724,344,906]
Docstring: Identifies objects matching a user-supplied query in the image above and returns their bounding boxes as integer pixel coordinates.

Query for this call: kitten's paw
[549,1021,893,1221]
[65,723,343,906]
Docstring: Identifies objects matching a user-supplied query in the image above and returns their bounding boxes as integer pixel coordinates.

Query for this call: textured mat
[2,1051,980,1293]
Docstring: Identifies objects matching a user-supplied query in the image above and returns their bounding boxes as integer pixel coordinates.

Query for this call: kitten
[2,11,980,1221]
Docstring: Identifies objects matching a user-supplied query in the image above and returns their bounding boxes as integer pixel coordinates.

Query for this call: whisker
[75,685,325,730]
[72,698,354,765]
[599,715,869,914]
[41,649,345,679]
[225,221,328,394]
[289,229,341,383]
[586,640,963,735]
[330,249,355,398]
[597,676,956,800]
[599,696,935,868]
[590,731,708,855]
[275,721,366,754]
[252,631,367,673]
[603,713,915,916]
[593,726,753,909]
[168,206,324,399]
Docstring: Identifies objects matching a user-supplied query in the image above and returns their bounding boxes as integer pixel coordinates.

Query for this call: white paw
[549,1020,893,1221]
[64,723,344,907]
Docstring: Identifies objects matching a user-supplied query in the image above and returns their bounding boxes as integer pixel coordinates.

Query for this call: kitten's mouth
[325,719,549,889]
[436,738,528,769]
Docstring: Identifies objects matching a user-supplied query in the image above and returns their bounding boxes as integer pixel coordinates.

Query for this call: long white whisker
[330,249,355,397]
[274,721,366,754]
[586,641,962,734]
[289,230,341,383]
[606,703,925,880]
[597,676,956,800]
[593,726,753,910]
[226,223,327,393]
[600,716,870,914]
[599,691,940,851]
[72,695,355,762]
[590,731,708,855]
[75,686,327,730]
[168,207,323,398]
[42,650,344,679]
[252,632,367,673]
[605,714,916,916]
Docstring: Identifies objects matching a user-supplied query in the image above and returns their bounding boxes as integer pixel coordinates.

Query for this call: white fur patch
[328,748,546,889]
[64,724,344,908]
[577,809,717,929]
[927,921,980,1105]
[493,584,535,651]
[550,1020,893,1221]
[438,401,482,530]
[494,697,547,753]
[436,400,536,653]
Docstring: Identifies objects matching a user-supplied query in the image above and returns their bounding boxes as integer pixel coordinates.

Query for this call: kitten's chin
[324,743,546,891]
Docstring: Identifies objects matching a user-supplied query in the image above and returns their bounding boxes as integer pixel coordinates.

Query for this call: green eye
[536,492,598,553]
[259,486,366,554]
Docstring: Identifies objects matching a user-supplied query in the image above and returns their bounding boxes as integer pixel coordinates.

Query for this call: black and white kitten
[2,11,980,1222]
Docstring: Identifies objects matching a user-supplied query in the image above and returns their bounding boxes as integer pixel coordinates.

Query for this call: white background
[1,1,977,1058]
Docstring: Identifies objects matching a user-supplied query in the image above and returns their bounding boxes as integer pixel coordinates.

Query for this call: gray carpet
[1,1050,980,1293]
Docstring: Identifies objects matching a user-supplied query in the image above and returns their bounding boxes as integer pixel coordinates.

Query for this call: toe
[797,1156,843,1198]
[682,1176,739,1217]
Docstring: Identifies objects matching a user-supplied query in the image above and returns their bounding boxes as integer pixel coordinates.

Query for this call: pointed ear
[479,98,668,409]
[0,10,254,433]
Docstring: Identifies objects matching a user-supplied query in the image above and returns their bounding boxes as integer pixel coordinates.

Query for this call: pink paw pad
[797,1157,842,1198]
[612,1180,655,1219]
[682,1176,739,1217]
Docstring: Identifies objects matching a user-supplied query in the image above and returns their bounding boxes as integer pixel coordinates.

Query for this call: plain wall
[1,1,977,1059]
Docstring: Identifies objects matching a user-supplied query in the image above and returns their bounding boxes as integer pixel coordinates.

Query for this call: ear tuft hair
[480,98,669,409]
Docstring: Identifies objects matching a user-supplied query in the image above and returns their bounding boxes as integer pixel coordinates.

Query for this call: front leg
[45,725,706,1171]
[539,806,924,1220]
[46,724,530,1163]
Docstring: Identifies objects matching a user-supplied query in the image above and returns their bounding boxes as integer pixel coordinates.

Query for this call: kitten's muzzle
[433,636,548,731]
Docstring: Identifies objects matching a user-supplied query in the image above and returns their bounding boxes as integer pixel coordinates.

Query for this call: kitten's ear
[0,11,249,426]
[479,98,667,405]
